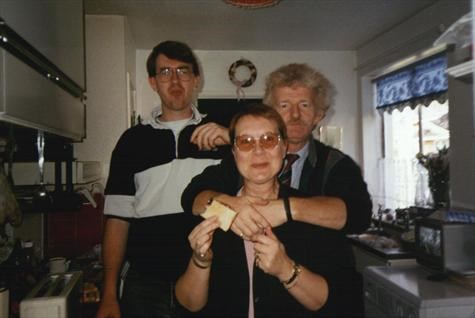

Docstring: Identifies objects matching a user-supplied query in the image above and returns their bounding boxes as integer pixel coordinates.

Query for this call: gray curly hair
[263,63,333,112]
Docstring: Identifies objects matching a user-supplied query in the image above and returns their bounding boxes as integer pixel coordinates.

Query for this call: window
[374,52,449,209]
[382,101,449,209]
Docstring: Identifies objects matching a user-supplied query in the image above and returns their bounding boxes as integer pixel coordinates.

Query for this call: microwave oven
[414,210,475,275]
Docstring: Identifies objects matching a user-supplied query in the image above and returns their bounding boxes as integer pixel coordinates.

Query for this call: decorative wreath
[228,59,257,88]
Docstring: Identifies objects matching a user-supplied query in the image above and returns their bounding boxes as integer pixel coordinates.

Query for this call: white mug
[49,257,70,274]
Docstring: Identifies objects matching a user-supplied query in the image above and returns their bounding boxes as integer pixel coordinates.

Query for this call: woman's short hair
[146,40,200,77]
[229,103,287,144]
[263,63,333,112]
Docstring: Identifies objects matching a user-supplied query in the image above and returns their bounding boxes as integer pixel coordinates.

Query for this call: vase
[428,169,450,208]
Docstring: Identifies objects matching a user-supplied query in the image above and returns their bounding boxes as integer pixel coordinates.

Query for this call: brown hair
[146,40,200,77]
[229,103,287,144]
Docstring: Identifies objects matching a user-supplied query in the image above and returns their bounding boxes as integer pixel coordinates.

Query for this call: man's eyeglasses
[234,133,282,152]
[156,67,193,82]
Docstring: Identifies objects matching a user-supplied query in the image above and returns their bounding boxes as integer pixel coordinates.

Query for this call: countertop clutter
[348,233,413,260]
[348,206,437,273]
[348,206,433,260]
[0,240,103,318]
[0,191,104,318]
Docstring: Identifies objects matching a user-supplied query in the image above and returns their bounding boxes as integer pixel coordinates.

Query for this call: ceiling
[84,0,458,51]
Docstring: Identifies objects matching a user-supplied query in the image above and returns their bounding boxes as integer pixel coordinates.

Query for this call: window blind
[375,54,448,113]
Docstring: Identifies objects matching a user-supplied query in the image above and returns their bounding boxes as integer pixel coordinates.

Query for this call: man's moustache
[287,120,305,125]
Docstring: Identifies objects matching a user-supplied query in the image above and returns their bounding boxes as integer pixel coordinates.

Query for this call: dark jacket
[183,185,363,318]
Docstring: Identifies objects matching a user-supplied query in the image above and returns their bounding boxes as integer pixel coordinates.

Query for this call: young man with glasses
[182,63,372,317]
[97,41,229,318]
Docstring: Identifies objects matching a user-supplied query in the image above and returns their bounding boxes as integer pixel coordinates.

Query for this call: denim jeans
[120,268,176,318]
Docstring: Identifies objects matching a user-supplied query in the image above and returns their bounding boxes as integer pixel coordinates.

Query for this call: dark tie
[279,154,299,186]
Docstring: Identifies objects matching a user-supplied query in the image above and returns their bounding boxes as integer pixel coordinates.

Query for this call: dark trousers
[120,268,176,318]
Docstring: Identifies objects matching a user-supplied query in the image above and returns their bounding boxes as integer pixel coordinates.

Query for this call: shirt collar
[295,141,310,162]
[289,139,316,166]
[146,104,205,129]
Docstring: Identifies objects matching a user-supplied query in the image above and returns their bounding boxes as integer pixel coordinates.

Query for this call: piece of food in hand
[201,200,237,231]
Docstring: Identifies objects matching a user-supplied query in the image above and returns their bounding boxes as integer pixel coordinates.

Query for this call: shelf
[446,60,473,80]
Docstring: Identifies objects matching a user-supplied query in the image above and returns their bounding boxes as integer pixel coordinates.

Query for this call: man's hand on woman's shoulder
[191,122,230,150]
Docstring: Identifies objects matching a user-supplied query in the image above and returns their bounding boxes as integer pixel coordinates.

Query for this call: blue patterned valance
[375,54,448,112]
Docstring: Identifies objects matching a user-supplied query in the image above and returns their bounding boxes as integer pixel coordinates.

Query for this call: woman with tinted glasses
[175,103,352,317]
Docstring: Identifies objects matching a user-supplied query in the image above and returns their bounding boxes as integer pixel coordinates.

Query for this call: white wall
[75,15,135,182]
[136,50,361,162]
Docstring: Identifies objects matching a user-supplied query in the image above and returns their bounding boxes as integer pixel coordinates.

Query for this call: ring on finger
[239,232,244,238]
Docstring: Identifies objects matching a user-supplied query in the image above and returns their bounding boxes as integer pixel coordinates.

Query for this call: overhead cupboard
[0,0,86,141]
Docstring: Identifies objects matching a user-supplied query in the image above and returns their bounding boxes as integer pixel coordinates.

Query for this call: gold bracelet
[192,256,211,269]
[281,263,301,288]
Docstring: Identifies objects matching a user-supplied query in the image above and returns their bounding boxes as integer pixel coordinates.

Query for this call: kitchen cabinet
[0,52,85,140]
[0,0,86,141]
[0,0,85,88]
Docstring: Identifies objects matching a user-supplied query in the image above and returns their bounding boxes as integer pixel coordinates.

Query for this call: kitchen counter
[364,265,475,318]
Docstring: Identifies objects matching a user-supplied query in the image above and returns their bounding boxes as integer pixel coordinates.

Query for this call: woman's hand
[252,227,294,282]
[188,216,220,265]
[177,216,219,311]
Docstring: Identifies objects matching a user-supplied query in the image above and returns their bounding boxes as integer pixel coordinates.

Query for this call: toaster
[20,271,83,318]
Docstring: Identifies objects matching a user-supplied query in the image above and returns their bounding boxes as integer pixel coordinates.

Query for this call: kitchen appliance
[20,271,82,318]
[414,209,475,275]
[364,265,475,318]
